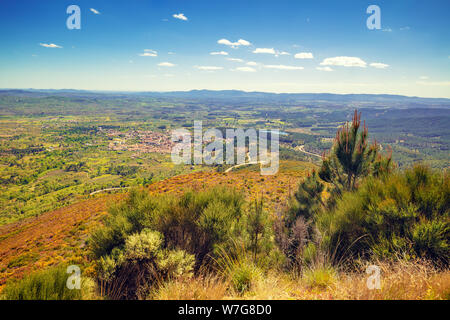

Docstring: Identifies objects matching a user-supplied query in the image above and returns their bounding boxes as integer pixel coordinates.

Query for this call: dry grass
[333,260,450,300]
[151,260,450,300]
[152,275,229,300]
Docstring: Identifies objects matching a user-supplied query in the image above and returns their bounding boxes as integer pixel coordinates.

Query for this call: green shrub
[303,265,337,289]
[230,262,262,294]
[1,265,93,300]
[302,242,318,266]
[412,219,449,263]
[317,165,449,266]
[97,228,194,299]
[90,187,245,267]
[214,241,263,294]
[274,173,323,269]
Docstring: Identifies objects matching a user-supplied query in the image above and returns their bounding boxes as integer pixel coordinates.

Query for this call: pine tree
[247,198,267,262]
[289,171,325,222]
[319,110,392,195]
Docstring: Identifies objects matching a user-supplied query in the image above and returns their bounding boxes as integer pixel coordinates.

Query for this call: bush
[1,265,94,300]
[97,229,194,300]
[90,187,247,299]
[303,265,337,289]
[213,241,264,295]
[274,172,323,269]
[90,187,245,267]
[412,219,449,262]
[230,262,262,294]
[317,165,449,266]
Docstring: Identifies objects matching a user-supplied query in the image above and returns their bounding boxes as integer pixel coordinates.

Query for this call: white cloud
[139,53,157,57]
[226,58,244,62]
[246,61,258,66]
[400,26,410,31]
[232,67,256,72]
[419,76,429,80]
[217,39,251,48]
[316,66,333,72]
[320,56,367,68]
[139,49,157,57]
[39,43,62,48]
[210,51,228,56]
[294,52,314,59]
[382,28,393,32]
[90,8,100,14]
[264,65,304,70]
[195,66,223,71]
[173,13,188,21]
[253,48,276,54]
[158,62,176,67]
[369,62,389,69]
[253,48,290,56]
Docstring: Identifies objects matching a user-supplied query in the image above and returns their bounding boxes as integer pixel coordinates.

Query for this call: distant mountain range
[1,88,450,105]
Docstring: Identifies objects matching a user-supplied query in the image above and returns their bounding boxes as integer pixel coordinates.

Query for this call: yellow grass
[152,261,450,300]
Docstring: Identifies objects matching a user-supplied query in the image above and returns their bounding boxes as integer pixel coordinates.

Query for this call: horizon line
[1,88,450,100]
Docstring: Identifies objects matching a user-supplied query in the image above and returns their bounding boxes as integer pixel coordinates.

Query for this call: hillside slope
[0,161,313,287]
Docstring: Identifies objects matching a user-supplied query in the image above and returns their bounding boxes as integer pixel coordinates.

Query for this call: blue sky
[0,0,449,97]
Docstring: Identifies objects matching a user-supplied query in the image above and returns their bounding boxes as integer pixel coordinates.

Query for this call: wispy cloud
[218,39,251,48]
[210,51,228,56]
[226,58,244,62]
[316,66,333,72]
[320,56,367,68]
[139,49,157,57]
[195,66,223,71]
[39,43,62,48]
[264,65,304,70]
[173,13,188,21]
[382,28,393,32]
[294,52,314,59]
[231,67,256,72]
[158,62,176,67]
[253,48,290,56]
[90,8,100,15]
[253,48,276,54]
[246,61,258,66]
[369,62,389,69]
[400,26,410,31]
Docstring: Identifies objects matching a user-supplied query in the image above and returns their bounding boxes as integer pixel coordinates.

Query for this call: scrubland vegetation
[2,110,447,300]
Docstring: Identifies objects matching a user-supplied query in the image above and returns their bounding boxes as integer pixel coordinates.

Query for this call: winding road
[296,145,322,158]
